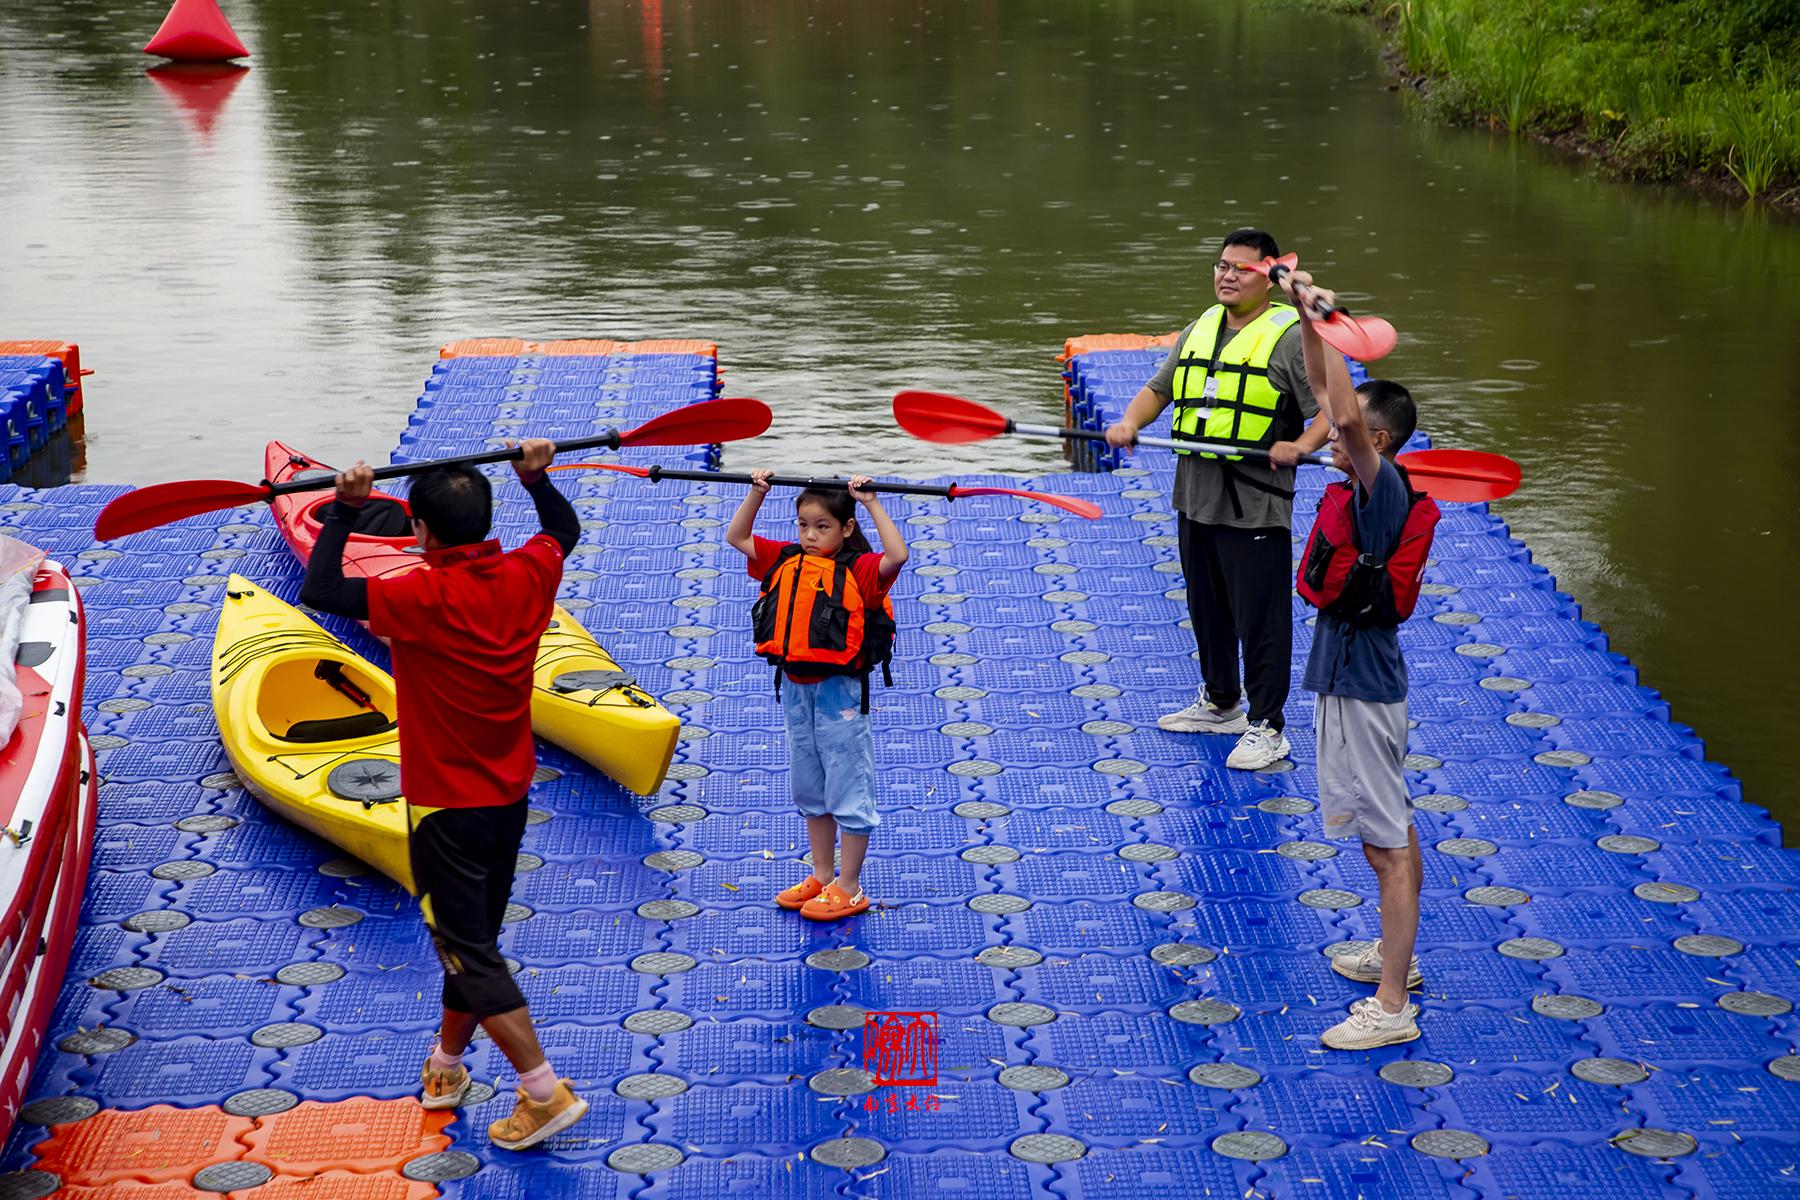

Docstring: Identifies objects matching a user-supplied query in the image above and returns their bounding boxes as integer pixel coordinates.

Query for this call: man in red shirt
[301,439,587,1151]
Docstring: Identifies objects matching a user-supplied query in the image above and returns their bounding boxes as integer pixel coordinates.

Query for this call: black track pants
[1176,515,1294,732]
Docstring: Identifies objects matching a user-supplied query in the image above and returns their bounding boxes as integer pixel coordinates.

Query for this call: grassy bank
[1290,0,1800,206]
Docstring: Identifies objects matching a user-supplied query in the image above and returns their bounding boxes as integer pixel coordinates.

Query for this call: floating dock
[0,339,1794,1199]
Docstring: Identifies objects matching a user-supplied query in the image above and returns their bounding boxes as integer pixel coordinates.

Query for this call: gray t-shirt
[1146,314,1319,530]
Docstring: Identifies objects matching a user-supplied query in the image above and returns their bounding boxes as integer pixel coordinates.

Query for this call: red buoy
[143,0,248,64]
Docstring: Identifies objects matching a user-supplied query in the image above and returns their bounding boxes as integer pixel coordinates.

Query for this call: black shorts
[410,799,530,1020]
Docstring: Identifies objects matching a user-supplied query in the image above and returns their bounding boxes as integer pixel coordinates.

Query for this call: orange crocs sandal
[776,875,828,910]
[801,881,870,922]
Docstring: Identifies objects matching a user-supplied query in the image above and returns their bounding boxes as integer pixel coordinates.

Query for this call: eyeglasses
[1212,261,1261,278]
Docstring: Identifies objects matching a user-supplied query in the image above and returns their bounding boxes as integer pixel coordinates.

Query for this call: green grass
[1288,0,1800,201]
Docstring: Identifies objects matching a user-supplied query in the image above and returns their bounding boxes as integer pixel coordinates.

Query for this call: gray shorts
[1315,694,1411,849]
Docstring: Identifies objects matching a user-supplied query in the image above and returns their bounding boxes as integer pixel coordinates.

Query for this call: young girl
[726,471,908,921]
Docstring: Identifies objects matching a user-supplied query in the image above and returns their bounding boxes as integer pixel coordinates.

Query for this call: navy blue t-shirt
[1302,457,1412,703]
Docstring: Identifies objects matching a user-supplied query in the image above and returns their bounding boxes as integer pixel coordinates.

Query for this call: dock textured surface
[0,341,1795,1198]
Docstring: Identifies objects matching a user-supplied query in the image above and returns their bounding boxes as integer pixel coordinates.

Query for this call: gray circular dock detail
[1051,618,1097,633]
[194,1162,273,1192]
[223,1088,300,1117]
[1612,1129,1697,1159]
[1212,1131,1287,1161]
[499,903,533,926]
[97,698,151,714]
[1498,937,1564,960]
[1170,999,1240,1026]
[275,962,344,987]
[174,814,238,833]
[962,844,1021,864]
[1106,798,1163,817]
[643,850,704,871]
[1258,796,1315,815]
[91,966,162,991]
[1434,611,1482,625]
[1532,994,1604,1020]
[1299,889,1363,910]
[969,894,1031,914]
[1673,934,1743,957]
[806,949,871,972]
[1189,1062,1262,1090]
[299,906,363,929]
[1150,943,1216,966]
[123,910,190,933]
[630,952,698,976]
[932,653,976,668]
[954,800,1010,819]
[152,860,214,880]
[1719,991,1792,1017]
[949,759,1003,777]
[1455,642,1505,657]
[1465,886,1530,907]
[1081,720,1135,737]
[665,763,709,780]
[1413,794,1469,812]
[318,858,367,877]
[1380,1061,1455,1088]
[637,899,700,922]
[999,1065,1070,1092]
[942,721,994,738]
[812,1137,887,1169]
[514,852,544,873]
[123,664,174,680]
[1565,790,1624,810]
[617,1073,688,1100]
[1412,1130,1489,1159]
[623,1010,694,1035]
[1071,683,1121,699]
[662,690,712,704]
[525,807,553,825]
[1507,711,1562,728]
[804,1006,867,1031]
[0,1171,59,1200]
[808,1068,876,1096]
[936,685,988,701]
[19,1095,99,1127]
[1597,835,1660,854]
[1403,753,1441,771]
[199,771,241,790]
[1571,1058,1649,1085]
[1479,676,1531,692]
[988,1002,1056,1027]
[1091,758,1148,776]
[1010,1133,1086,1164]
[923,621,973,635]
[251,1022,322,1048]
[1436,838,1497,858]
[1060,650,1110,665]
[59,1027,135,1055]
[143,631,192,646]
[977,946,1043,969]
[1769,1056,1800,1081]
[1534,749,1591,767]
[403,1150,483,1182]
[1132,891,1196,913]
[1118,842,1179,863]
[1634,882,1700,903]
[1277,840,1337,861]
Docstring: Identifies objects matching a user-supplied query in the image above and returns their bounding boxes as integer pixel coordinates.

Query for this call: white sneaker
[1330,940,1424,989]
[1321,996,1421,1050]
[1157,698,1249,734]
[1225,721,1290,770]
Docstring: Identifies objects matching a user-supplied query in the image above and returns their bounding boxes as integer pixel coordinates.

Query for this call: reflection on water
[0,0,1796,833]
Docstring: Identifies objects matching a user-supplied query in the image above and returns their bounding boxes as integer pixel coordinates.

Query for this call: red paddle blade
[545,462,653,476]
[1314,311,1398,362]
[947,486,1102,519]
[94,479,272,541]
[1248,253,1299,276]
[616,397,771,448]
[1396,449,1521,502]
[893,391,1010,444]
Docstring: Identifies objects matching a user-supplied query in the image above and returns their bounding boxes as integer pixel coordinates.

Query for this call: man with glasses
[1104,228,1331,769]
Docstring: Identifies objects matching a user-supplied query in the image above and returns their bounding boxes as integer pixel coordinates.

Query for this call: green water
[2,0,1797,834]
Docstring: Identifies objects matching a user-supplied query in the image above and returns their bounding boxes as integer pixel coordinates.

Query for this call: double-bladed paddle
[93,398,774,540]
[1247,253,1399,362]
[547,462,1104,519]
[892,391,1521,503]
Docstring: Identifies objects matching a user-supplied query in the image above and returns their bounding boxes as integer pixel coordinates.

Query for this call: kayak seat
[278,710,397,743]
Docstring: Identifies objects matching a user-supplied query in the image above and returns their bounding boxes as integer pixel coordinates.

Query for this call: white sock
[519,1060,558,1103]
[429,1045,463,1072]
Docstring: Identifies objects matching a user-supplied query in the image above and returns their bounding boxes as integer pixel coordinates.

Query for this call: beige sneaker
[488,1079,590,1151]
[420,1059,472,1110]
[1322,996,1421,1050]
[1330,940,1424,989]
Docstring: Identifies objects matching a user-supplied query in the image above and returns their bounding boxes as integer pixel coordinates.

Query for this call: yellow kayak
[211,575,415,893]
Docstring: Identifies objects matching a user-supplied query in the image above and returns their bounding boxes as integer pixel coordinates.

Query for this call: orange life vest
[752,545,896,707]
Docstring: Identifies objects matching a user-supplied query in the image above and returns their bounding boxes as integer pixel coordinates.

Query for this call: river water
[2,0,1797,834]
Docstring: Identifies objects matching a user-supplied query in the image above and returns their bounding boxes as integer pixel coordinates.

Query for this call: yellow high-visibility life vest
[1170,303,1301,459]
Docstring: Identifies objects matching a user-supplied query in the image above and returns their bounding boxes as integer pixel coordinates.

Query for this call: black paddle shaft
[637,465,956,500]
[263,429,629,497]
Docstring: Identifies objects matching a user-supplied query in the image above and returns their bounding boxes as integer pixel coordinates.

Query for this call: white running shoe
[1157,698,1249,734]
[1330,939,1424,989]
[1225,721,1291,770]
[1321,996,1421,1050]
